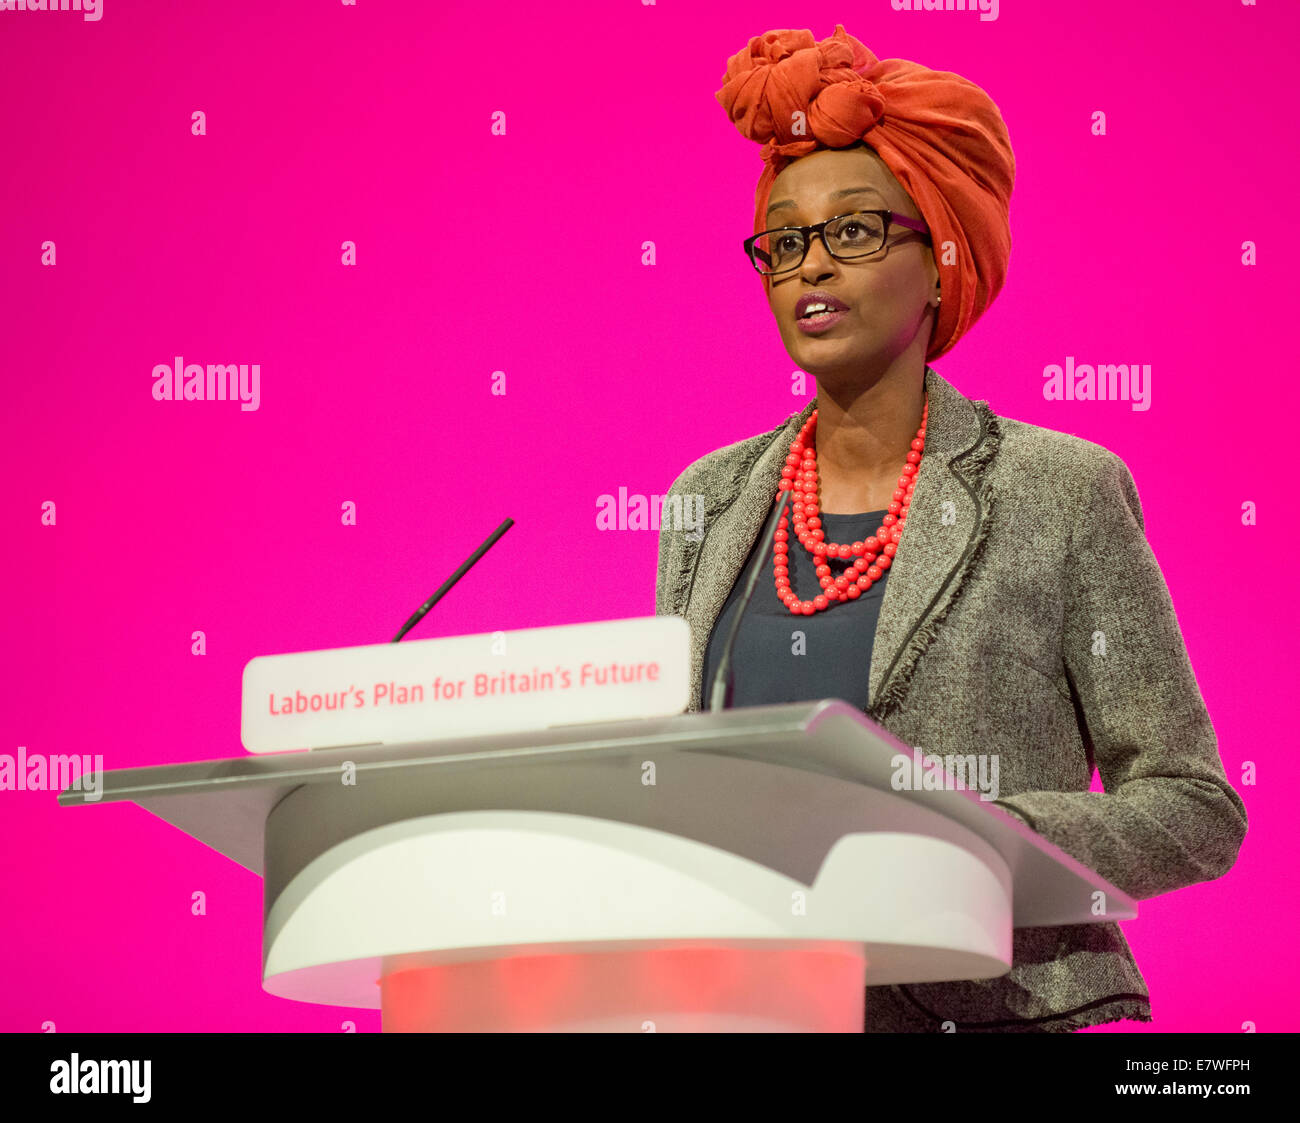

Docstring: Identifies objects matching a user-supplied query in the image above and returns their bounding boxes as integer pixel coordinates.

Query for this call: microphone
[391,517,515,642]
[707,489,791,711]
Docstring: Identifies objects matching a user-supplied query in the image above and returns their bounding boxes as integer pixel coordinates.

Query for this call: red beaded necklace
[774,394,929,616]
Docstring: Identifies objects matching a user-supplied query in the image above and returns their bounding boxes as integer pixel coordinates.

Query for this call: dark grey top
[701,510,890,711]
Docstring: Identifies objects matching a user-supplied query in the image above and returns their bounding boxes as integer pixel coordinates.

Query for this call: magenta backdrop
[2,0,1294,1034]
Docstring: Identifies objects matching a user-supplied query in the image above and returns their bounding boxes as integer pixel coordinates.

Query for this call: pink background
[2,0,1294,1032]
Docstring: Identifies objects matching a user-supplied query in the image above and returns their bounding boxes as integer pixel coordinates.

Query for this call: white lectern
[58,700,1136,1032]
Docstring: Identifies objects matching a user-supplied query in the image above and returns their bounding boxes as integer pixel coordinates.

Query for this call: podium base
[380,942,867,1032]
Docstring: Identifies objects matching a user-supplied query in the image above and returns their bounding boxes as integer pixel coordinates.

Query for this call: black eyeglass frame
[743,209,932,275]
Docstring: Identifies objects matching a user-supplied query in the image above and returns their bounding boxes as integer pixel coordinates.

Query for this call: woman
[655,25,1247,1032]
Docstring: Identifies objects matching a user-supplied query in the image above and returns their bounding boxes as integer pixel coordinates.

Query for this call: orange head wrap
[715,24,1016,361]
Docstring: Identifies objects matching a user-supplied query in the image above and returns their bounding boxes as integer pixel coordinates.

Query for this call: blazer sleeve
[655,503,675,618]
[655,463,696,618]
[992,447,1247,901]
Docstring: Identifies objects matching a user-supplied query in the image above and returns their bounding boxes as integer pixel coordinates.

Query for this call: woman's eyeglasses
[743,209,932,276]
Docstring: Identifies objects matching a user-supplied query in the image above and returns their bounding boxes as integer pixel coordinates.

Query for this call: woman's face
[762,146,938,387]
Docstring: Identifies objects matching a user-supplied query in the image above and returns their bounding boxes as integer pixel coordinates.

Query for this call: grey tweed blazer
[654,364,1247,1032]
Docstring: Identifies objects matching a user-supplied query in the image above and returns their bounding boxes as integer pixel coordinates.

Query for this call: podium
[58,699,1136,1032]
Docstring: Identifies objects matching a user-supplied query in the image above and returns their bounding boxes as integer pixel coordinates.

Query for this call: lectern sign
[240,615,691,753]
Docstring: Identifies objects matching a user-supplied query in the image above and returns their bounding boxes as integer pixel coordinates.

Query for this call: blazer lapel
[679,407,807,710]
[679,365,1002,717]
[866,367,1001,719]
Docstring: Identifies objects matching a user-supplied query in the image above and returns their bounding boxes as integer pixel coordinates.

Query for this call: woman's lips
[795,308,849,334]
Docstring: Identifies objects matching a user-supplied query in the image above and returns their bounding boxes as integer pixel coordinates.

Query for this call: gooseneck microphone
[707,489,791,712]
[391,517,515,642]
